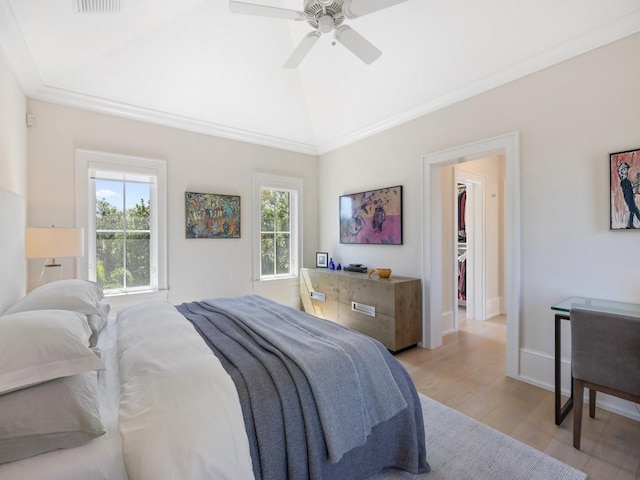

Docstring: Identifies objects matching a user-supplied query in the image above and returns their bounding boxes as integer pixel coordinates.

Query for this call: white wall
[0,48,27,311]
[319,32,640,416]
[0,49,27,196]
[25,101,319,306]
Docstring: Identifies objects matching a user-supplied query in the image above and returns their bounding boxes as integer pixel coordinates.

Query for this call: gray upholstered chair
[570,307,640,449]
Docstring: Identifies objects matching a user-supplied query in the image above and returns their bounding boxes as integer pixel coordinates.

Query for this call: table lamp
[25,226,84,284]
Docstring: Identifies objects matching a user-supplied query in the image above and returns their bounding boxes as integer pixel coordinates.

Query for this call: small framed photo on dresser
[316,252,328,268]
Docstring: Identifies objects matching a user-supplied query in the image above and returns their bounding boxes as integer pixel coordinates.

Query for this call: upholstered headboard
[0,185,25,313]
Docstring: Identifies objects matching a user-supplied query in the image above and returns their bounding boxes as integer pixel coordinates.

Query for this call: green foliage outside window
[96,196,151,291]
[260,188,291,277]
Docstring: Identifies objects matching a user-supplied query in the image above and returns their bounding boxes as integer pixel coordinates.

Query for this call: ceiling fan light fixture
[318,15,334,33]
[229,0,404,67]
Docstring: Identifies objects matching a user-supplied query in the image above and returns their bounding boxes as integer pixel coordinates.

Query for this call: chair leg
[589,388,596,418]
[573,378,584,449]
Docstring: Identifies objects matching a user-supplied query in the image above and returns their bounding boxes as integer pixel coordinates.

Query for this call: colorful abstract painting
[610,148,640,230]
[185,192,241,238]
[339,185,402,244]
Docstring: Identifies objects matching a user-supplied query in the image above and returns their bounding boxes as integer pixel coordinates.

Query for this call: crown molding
[32,86,319,155]
[316,9,640,155]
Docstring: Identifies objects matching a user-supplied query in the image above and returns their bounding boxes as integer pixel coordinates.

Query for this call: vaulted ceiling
[1,0,639,154]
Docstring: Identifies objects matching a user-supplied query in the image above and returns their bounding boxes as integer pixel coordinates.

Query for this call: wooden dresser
[300,268,422,352]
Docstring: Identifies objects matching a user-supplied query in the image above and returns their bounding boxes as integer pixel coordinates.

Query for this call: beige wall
[25,101,319,305]
[319,32,640,406]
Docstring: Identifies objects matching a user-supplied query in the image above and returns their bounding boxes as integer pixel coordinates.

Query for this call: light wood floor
[395,311,640,480]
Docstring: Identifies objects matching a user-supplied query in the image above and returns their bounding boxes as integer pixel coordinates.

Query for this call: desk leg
[555,313,573,425]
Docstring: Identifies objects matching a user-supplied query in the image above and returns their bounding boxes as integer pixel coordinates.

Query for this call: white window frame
[75,150,167,296]
[253,173,303,282]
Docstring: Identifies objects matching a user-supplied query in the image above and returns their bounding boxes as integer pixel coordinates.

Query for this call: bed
[0,279,429,479]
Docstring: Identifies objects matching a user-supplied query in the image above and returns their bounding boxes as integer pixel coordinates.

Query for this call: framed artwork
[316,252,328,268]
[610,148,640,230]
[185,192,241,238]
[339,185,403,244]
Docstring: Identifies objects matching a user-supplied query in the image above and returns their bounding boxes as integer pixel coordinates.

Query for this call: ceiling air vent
[75,0,122,14]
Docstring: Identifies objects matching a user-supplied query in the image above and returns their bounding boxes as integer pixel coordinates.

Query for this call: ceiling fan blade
[334,25,382,65]
[229,1,304,21]
[342,0,407,19]
[283,31,321,69]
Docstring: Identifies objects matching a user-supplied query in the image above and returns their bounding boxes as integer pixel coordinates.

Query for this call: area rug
[370,394,587,480]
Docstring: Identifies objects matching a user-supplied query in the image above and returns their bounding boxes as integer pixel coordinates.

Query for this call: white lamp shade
[25,227,85,260]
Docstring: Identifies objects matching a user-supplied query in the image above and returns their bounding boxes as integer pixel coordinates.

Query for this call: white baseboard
[442,309,454,334]
[486,296,503,319]
[518,348,640,422]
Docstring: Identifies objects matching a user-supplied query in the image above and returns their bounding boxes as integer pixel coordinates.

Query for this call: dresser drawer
[337,275,395,317]
[338,303,394,350]
[300,268,338,301]
[307,299,339,322]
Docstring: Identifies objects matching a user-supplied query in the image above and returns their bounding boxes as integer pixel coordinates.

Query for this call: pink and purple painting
[339,185,402,244]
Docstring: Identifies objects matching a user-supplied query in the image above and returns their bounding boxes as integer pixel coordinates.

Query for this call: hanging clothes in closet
[457,184,467,301]
[458,186,467,242]
[458,252,466,301]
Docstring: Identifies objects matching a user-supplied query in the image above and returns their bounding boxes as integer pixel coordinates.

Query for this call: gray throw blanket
[177,295,429,480]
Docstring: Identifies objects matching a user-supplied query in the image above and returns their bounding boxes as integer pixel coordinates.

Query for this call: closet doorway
[453,169,487,332]
[421,132,520,378]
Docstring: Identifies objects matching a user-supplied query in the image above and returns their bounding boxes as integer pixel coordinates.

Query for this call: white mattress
[0,315,128,480]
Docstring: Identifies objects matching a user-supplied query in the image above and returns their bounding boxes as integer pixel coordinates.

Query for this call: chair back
[570,307,640,397]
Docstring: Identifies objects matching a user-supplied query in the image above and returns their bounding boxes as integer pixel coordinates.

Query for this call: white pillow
[0,372,105,464]
[87,302,111,347]
[3,279,104,316]
[0,310,105,395]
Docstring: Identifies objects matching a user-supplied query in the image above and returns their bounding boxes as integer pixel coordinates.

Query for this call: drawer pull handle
[310,291,326,302]
[352,301,375,317]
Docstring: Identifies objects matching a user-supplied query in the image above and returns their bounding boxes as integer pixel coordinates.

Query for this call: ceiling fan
[229,0,407,68]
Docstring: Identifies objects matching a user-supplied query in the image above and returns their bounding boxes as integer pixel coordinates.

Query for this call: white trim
[75,149,167,292]
[252,173,303,283]
[422,132,521,378]
[518,348,640,422]
[34,86,319,156]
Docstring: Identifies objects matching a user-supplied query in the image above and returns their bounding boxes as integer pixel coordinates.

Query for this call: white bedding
[0,300,254,480]
[0,310,128,480]
[117,300,254,480]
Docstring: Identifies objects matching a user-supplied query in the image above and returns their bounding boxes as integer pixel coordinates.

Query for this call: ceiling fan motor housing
[303,0,345,30]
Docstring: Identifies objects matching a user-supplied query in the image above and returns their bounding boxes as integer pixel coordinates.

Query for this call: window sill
[253,275,299,289]
[255,275,298,283]
[104,289,169,315]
